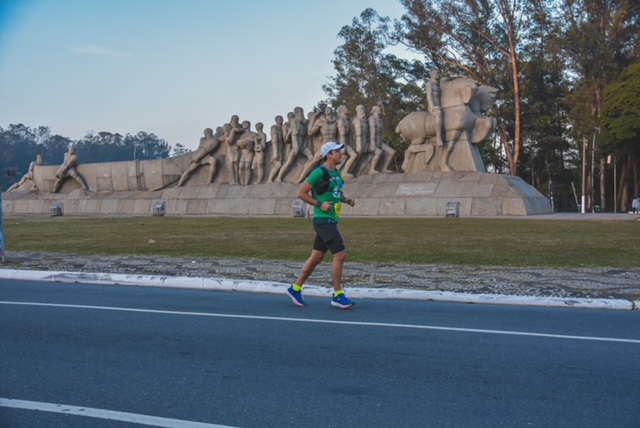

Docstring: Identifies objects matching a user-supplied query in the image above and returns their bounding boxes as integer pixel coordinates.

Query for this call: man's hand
[320,201,332,212]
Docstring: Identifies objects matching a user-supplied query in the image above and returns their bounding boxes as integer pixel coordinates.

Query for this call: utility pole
[581,138,587,214]
[608,154,617,214]
[591,128,599,212]
[0,192,5,262]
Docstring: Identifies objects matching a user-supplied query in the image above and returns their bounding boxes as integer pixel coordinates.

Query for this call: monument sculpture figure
[282,112,292,147]
[337,104,358,177]
[267,115,285,183]
[8,154,43,192]
[236,120,257,186]
[352,104,370,155]
[252,122,267,184]
[275,112,296,182]
[276,107,312,182]
[297,106,337,182]
[224,115,243,185]
[368,105,396,173]
[308,106,338,144]
[305,111,322,156]
[177,128,222,186]
[53,147,88,193]
[397,75,497,173]
[426,70,444,146]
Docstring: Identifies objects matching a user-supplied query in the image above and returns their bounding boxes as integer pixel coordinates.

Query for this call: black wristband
[316,201,321,207]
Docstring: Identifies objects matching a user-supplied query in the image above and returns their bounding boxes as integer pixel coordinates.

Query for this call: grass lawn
[3,215,638,268]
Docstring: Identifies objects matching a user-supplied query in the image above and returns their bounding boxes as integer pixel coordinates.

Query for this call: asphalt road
[1,279,639,428]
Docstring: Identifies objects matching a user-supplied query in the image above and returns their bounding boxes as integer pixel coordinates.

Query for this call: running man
[286,141,357,309]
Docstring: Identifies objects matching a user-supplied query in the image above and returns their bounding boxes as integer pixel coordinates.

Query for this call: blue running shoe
[331,293,355,309]
[286,286,306,307]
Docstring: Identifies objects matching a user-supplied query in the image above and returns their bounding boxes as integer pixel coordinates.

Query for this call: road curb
[1,269,635,311]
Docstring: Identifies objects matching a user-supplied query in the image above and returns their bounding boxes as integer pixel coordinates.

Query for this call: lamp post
[581,138,587,214]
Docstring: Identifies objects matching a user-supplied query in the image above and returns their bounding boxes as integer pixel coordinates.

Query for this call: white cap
[321,141,344,158]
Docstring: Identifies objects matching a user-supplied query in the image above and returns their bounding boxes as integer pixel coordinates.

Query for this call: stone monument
[397,76,497,173]
[2,75,552,217]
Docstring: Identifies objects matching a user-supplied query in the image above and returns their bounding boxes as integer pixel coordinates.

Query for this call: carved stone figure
[368,105,395,173]
[282,112,292,144]
[309,106,338,144]
[236,120,256,186]
[224,115,243,185]
[53,147,88,193]
[267,115,285,183]
[337,105,357,177]
[305,111,323,156]
[276,107,312,182]
[178,128,221,186]
[297,106,337,182]
[8,154,43,192]
[252,122,267,184]
[352,104,369,155]
[426,70,444,146]
[397,76,497,173]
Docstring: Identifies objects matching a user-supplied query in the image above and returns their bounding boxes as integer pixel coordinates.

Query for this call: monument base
[2,172,551,217]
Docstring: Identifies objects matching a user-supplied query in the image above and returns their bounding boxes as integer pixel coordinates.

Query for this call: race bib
[334,202,342,217]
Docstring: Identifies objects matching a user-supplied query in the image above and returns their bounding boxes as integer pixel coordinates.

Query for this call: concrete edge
[1,269,636,311]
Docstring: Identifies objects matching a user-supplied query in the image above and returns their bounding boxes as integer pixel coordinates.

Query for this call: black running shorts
[312,221,346,254]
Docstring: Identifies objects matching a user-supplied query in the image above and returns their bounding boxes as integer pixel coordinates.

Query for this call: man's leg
[331,249,347,293]
[329,249,354,309]
[287,249,325,307]
[295,249,325,286]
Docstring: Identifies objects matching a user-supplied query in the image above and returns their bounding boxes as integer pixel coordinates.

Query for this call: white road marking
[2,300,639,344]
[0,397,238,427]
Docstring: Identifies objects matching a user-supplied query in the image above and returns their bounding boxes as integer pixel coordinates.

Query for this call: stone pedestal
[2,172,551,217]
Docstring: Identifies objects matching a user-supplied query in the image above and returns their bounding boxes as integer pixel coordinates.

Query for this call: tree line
[2,0,639,212]
[321,0,639,213]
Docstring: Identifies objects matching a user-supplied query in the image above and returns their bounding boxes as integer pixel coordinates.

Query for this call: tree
[76,131,127,163]
[519,6,575,209]
[396,0,546,176]
[0,124,39,173]
[561,0,640,210]
[323,8,424,165]
[75,131,171,163]
[128,132,171,160]
[601,62,640,208]
[602,63,640,149]
[172,143,190,156]
[0,124,62,190]
[43,134,74,165]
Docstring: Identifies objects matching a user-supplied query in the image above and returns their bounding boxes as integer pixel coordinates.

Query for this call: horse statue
[396,77,497,173]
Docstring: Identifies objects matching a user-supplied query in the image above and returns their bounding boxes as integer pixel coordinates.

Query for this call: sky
[0,0,411,151]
